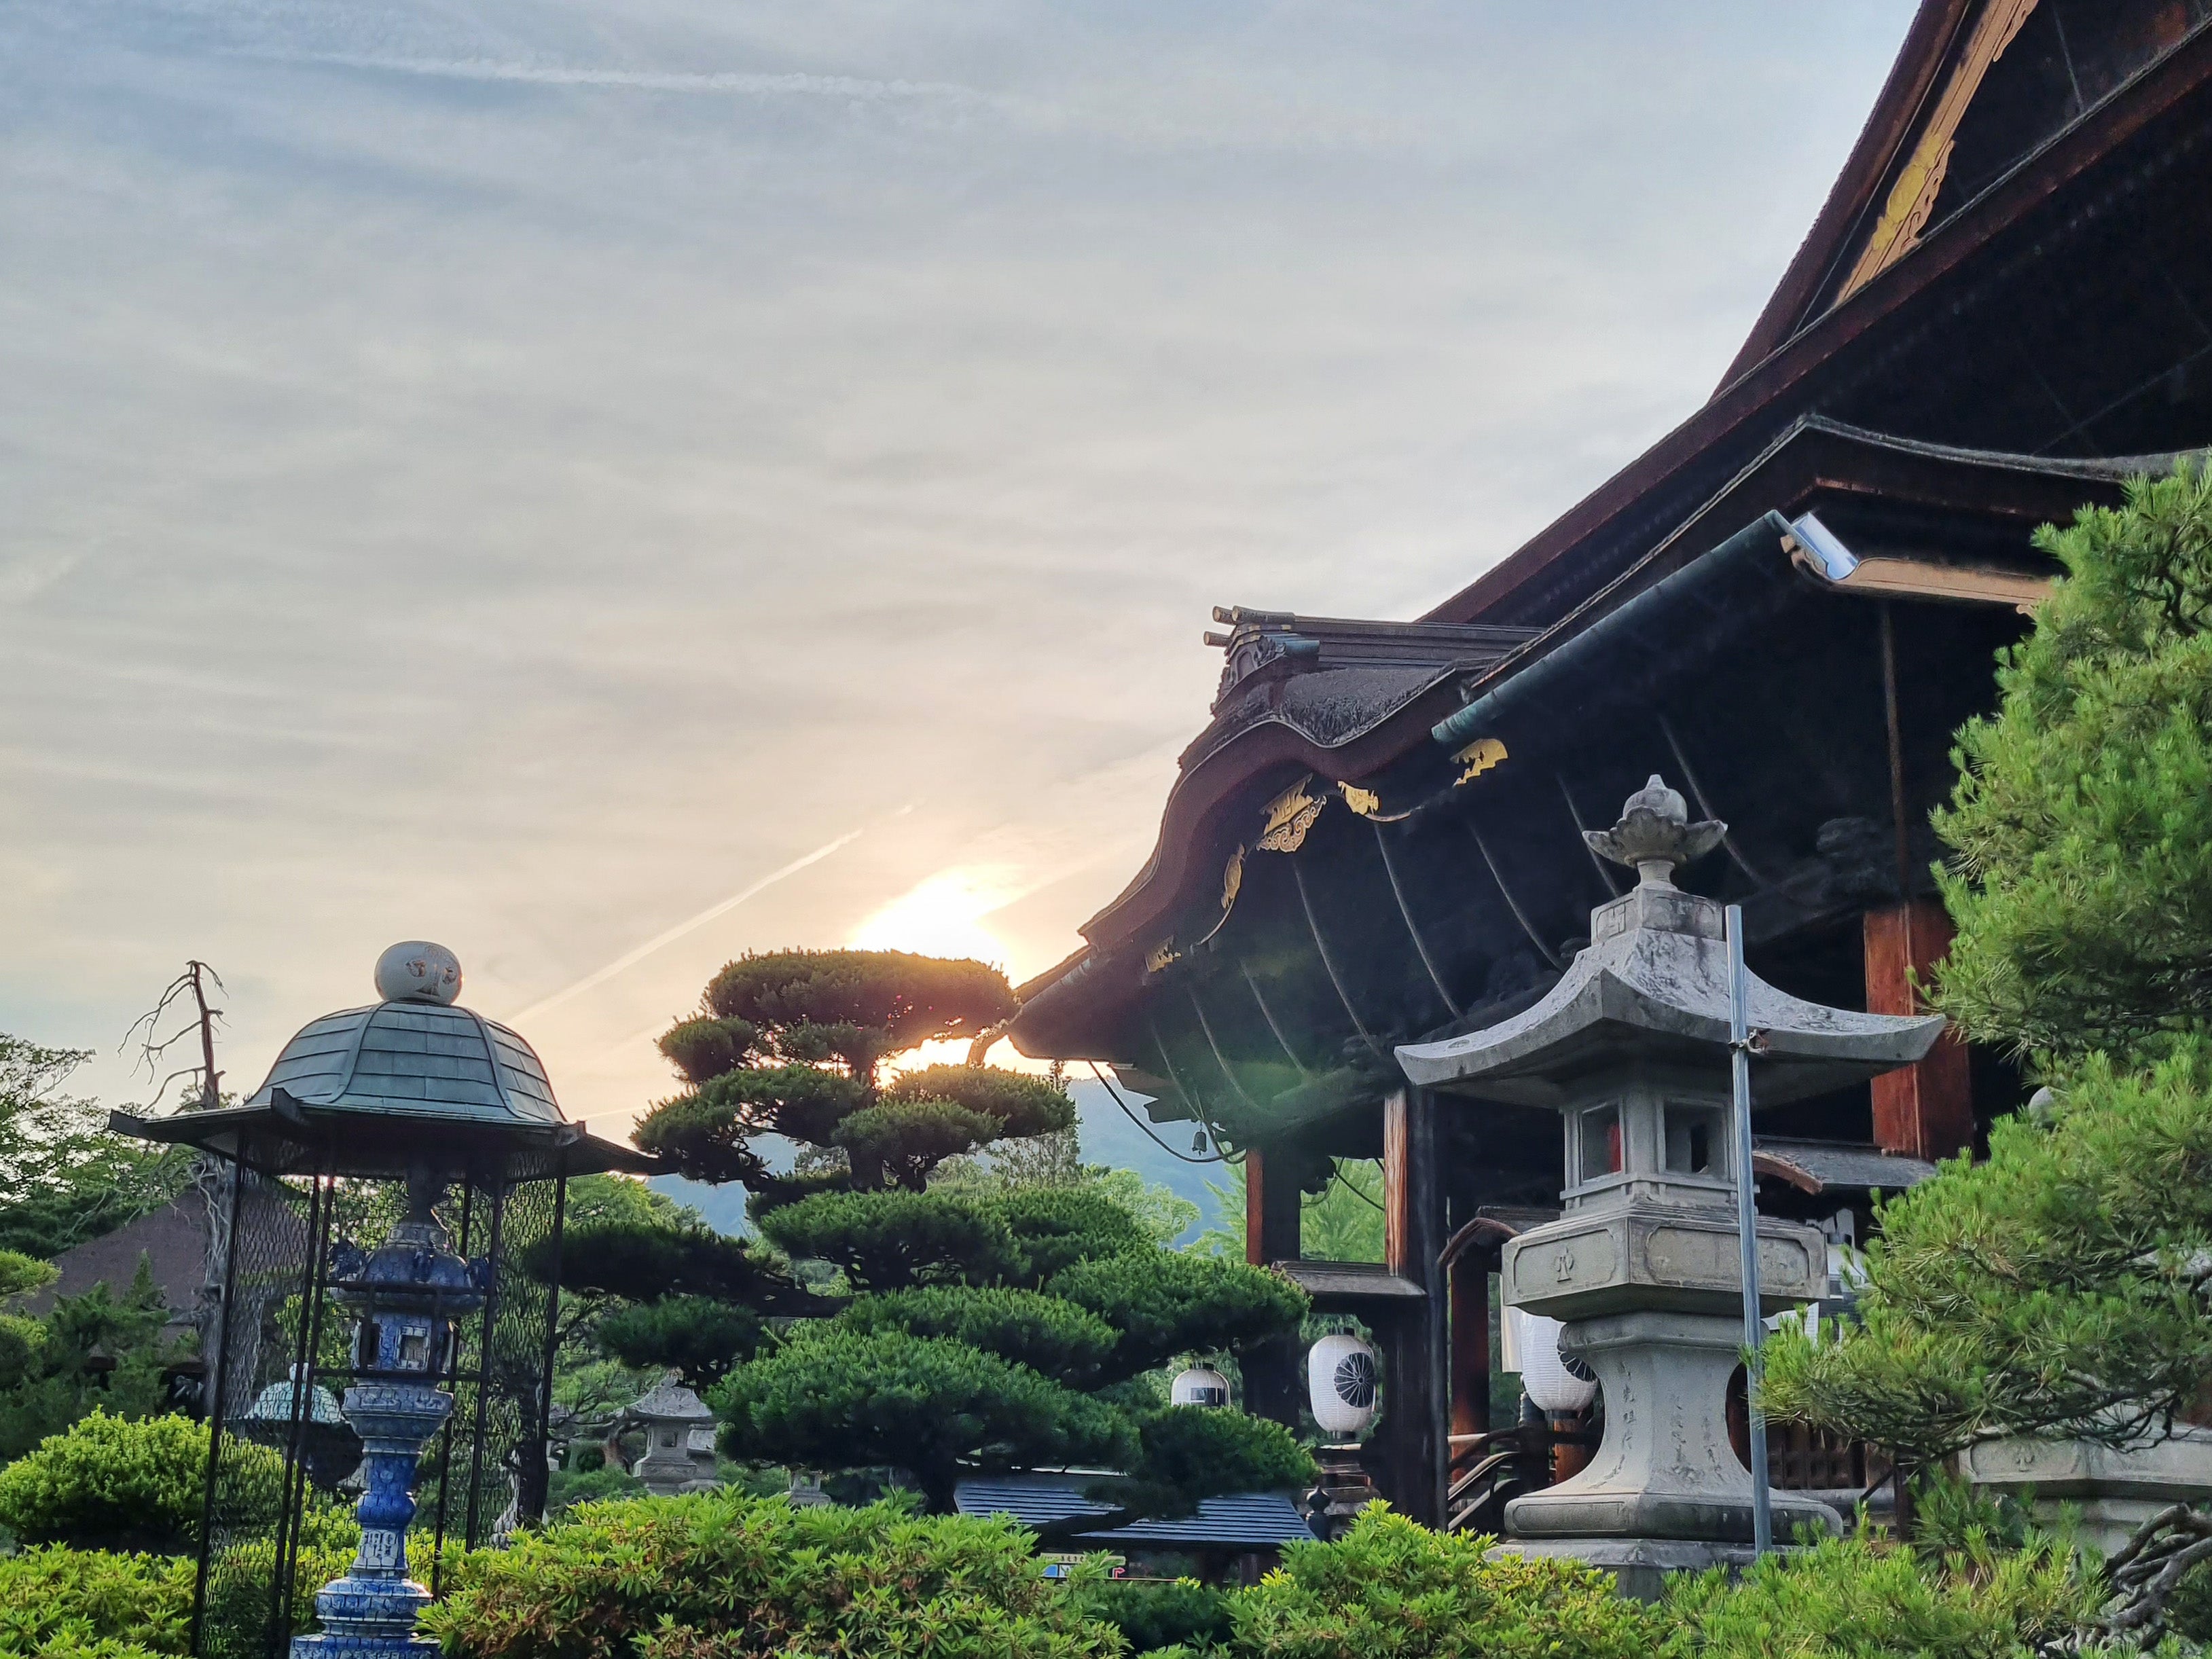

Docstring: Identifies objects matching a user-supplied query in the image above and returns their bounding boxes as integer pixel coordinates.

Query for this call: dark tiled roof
[954,1472,1316,1547]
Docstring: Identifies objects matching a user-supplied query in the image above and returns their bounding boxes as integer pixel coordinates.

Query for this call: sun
[850,867,1015,968]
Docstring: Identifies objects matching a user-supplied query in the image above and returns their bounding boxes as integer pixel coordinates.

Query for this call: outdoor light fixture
[117,942,654,1659]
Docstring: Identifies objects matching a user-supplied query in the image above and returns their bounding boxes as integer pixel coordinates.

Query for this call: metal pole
[1726,904,1773,1556]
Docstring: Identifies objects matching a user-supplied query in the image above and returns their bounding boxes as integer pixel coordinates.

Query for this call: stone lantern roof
[1398,778,1943,1106]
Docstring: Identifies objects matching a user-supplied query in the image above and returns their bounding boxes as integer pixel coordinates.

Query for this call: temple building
[1009,0,2212,1529]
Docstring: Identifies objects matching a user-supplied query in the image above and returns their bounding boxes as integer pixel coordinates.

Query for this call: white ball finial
[374,941,462,1005]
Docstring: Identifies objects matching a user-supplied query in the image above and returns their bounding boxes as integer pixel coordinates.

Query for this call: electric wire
[1085,1060,1238,1165]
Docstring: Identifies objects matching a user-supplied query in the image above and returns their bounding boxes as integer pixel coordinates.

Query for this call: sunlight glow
[850,866,1019,969]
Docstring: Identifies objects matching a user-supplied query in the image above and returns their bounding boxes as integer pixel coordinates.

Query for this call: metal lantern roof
[249,1000,564,1129]
[114,943,655,1180]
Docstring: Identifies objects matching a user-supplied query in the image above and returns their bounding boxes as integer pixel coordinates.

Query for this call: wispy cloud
[505,826,871,1025]
[259,52,996,108]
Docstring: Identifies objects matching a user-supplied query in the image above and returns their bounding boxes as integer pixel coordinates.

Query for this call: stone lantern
[117,943,655,1659]
[617,1376,723,1497]
[1397,778,1942,1592]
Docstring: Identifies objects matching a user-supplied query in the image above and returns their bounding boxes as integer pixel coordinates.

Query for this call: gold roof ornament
[1451,736,1507,786]
[1256,779,1324,852]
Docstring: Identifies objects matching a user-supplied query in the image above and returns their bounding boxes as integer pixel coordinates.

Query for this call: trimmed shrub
[1229,1506,1663,1659]
[0,1410,278,1555]
[1074,1578,1233,1654]
[0,1546,193,1659]
[1660,1526,2097,1659]
[421,1489,1123,1659]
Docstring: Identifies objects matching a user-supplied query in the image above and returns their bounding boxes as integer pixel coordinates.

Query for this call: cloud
[0,0,1918,1131]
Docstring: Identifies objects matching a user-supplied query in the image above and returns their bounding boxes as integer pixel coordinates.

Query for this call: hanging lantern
[1506,1307,1597,1413]
[1306,1332,1379,1436]
[1170,1366,1231,1407]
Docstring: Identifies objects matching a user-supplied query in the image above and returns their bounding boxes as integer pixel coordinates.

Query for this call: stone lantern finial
[1581,774,1725,888]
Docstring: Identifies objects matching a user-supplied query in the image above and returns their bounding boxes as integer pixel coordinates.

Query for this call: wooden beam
[1864,899,1974,1160]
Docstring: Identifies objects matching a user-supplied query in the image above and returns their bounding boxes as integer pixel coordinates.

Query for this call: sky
[1,1,1917,1149]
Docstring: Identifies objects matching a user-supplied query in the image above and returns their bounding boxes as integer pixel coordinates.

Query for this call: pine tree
[1763,464,2212,1639]
[562,948,1313,1521]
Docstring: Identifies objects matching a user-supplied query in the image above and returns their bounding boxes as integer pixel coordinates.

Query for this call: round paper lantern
[1170,1366,1231,1407]
[1508,1307,1597,1412]
[1307,1332,1379,1436]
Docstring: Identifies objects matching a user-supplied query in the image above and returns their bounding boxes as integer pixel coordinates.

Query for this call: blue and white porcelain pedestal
[291,1383,450,1659]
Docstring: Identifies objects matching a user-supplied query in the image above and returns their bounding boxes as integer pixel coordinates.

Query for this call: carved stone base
[1490,1535,1763,1603]
[1959,1429,2212,1557]
[1503,1309,1839,1546]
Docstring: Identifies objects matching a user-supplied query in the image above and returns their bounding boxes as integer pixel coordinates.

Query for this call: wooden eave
[1051,420,2125,980]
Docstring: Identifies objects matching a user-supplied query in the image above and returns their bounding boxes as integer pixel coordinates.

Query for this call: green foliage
[712,1327,1131,1512]
[1074,1578,1233,1654]
[837,1286,1119,1385]
[1762,1040,2212,1461]
[656,1016,760,1086]
[636,951,1049,1195]
[700,949,1016,1078]
[758,1188,1018,1290]
[561,1173,700,1233]
[1659,1525,2096,1659]
[884,1064,1077,1140]
[1112,1406,1314,1520]
[0,1546,194,1659]
[0,1259,198,1462]
[539,1219,784,1305]
[1050,1251,1310,1379]
[1230,1505,1663,1659]
[545,1464,644,1518]
[420,1487,1123,1659]
[0,1036,194,1263]
[594,1296,766,1390]
[991,1187,1151,1285]
[0,1410,279,1554]
[833,1099,1008,1190]
[1936,460,2212,1063]
[0,1250,59,1299]
[1198,1158,1381,1264]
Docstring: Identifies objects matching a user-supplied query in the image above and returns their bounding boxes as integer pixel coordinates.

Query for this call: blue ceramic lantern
[119,945,654,1659]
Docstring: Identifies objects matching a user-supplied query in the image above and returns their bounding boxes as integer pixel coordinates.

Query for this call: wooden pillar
[1243,1144,1305,1426]
[1379,1089,1447,1527]
[1863,899,1974,1161]
[1245,1144,1303,1268]
[1449,1252,1491,1439]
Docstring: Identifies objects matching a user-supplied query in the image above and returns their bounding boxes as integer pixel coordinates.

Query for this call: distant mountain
[649,1076,1227,1244]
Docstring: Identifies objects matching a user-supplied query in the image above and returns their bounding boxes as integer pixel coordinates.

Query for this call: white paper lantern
[1170,1366,1231,1408]
[1507,1307,1597,1413]
[1307,1332,1380,1435]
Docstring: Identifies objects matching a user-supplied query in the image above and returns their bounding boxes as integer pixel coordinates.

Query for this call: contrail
[508,828,864,1025]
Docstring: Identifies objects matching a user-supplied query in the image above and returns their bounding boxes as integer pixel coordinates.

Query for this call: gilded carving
[1838,0,2039,301]
[1256,779,1325,852]
[1451,735,1508,786]
[1144,938,1180,975]
[1220,845,1245,912]
[1339,783,1382,818]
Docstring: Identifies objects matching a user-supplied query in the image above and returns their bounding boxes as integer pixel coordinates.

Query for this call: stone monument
[1398,776,1944,1595]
